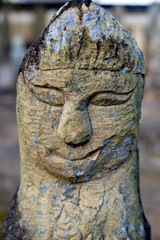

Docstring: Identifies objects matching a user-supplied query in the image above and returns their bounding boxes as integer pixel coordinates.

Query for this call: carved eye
[90,91,133,106]
[28,84,65,106]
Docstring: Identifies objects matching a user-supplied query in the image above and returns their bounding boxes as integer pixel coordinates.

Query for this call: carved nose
[57,101,91,145]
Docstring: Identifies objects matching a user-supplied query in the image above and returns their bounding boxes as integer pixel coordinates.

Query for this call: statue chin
[37,148,102,182]
[37,137,136,182]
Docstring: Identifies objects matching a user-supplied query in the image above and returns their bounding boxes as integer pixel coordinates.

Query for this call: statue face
[17,68,143,182]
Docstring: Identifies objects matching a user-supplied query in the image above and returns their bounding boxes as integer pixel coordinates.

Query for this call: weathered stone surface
[3,0,150,239]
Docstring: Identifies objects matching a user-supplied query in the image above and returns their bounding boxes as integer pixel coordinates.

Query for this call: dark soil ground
[0,91,160,239]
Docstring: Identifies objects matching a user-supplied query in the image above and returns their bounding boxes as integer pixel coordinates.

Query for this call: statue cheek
[88,102,136,142]
[34,107,63,149]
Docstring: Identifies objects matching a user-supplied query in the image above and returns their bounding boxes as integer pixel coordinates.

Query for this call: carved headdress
[20,0,145,74]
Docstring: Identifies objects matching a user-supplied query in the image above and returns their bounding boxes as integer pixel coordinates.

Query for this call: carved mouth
[76,148,100,161]
[51,148,101,162]
[45,148,101,180]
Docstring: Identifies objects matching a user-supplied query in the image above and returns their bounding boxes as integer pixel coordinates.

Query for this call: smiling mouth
[51,148,101,162]
[78,148,101,161]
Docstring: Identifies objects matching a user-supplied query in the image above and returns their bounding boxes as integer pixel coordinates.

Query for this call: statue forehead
[25,68,140,94]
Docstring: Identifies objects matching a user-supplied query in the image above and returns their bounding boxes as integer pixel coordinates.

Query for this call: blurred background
[0,0,160,239]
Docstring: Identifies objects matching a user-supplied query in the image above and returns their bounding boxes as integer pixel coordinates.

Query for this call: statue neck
[16,150,146,240]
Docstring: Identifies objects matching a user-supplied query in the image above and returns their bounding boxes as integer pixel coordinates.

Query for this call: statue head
[17,0,145,182]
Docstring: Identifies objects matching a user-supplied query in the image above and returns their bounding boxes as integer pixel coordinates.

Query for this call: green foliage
[0,207,7,238]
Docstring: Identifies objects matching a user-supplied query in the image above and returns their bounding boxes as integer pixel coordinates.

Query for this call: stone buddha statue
[3,0,150,239]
